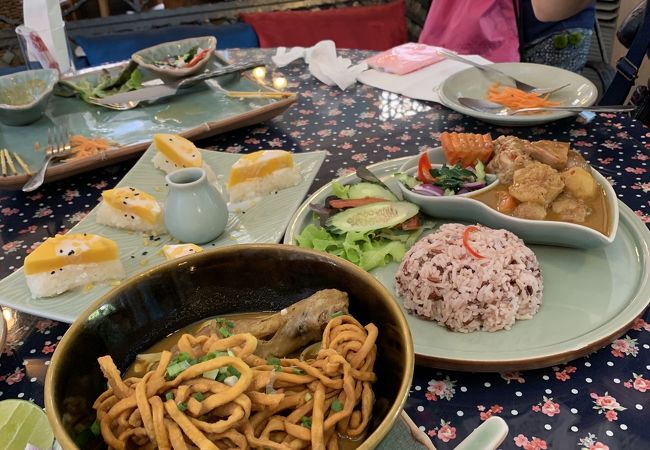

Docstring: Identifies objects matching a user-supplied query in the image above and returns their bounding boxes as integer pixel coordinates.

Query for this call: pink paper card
[366,43,445,75]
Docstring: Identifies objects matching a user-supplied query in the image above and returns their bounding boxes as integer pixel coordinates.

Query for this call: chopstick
[13,152,31,175]
[0,148,32,177]
[3,149,17,175]
[226,91,295,99]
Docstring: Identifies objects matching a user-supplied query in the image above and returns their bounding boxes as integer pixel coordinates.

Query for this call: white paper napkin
[357,54,493,103]
[272,40,368,90]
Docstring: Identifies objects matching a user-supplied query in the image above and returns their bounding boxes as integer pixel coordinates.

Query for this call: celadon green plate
[437,62,597,127]
[0,54,296,190]
[284,157,650,372]
[0,146,325,322]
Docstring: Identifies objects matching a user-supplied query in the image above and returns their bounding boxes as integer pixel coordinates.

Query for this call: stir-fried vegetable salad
[295,180,431,271]
[153,46,211,69]
[397,152,489,196]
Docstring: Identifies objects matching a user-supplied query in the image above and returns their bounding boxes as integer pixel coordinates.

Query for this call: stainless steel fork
[22,126,72,192]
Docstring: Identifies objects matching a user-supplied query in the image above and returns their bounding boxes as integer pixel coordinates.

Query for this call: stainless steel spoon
[437,49,570,96]
[356,166,403,200]
[457,97,636,116]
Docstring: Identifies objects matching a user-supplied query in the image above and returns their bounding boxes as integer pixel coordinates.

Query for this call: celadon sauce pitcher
[164,167,228,244]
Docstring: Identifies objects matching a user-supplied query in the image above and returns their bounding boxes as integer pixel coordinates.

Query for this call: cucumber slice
[326,201,419,234]
[348,182,397,201]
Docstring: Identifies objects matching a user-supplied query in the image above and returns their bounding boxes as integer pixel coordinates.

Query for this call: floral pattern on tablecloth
[1,49,649,449]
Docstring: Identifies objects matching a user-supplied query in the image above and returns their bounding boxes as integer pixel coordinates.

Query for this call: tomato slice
[327,197,386,209]
[417,152,436,183]
[186,48,210,67]
[399,215,421,231]
[462,226,485,259]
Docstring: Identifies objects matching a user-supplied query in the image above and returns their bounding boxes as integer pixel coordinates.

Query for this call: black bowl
[45,244,414,449]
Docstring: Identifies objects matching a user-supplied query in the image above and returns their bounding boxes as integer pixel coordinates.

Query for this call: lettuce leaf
[294,224,406,271]
[331,181,350,199]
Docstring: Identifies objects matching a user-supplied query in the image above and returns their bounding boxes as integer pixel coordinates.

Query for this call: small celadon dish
[0,68,58,126]
[398,147,619,249]
[132,36,217,79]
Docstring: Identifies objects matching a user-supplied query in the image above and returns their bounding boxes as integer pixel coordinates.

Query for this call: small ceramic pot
[164,167,228,243]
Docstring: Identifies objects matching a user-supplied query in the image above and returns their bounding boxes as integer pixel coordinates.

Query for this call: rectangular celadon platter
[0,145,326,322]
[0,52,296,189]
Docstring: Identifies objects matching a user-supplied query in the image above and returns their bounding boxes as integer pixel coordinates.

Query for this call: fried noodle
[94,315,377,449]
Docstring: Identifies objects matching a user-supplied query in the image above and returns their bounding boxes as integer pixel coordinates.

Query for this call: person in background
[418,0,596,72]
[522,0,596,72]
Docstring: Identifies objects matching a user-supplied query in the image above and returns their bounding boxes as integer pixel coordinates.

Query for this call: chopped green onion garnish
[90,420,100,436]
[165,391,174,401]
[331,398,343,412]
[330,311,344,318]
[193,392,205,401]
[267,357,281,367]
[227,366,240,378]
[219,326,232,338]
[199,352,217,363]
[293,368,305,375]
[177,402,188,412]
[300,416,312,429]
[171,352,191,364]
[165,360,191,380]
[216,318,235,329]
[304,393,313,402]
[203,368,220,380]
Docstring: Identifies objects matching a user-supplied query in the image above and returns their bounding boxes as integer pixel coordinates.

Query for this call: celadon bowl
[132,36,217,79]
[398,147,619,249]
[44,244,413,450]
[0,68,58,126]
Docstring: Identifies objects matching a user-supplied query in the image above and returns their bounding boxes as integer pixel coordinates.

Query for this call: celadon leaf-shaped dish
[398,147,618,249]
[132,36,217,79]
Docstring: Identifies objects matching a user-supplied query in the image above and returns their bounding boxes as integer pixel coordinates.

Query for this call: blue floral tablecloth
[0,49,648,450]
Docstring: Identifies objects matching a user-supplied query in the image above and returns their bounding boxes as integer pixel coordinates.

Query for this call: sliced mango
[162,244,203,261]
[102,186,161,224]
[227,150,294,188]
[153,134,201,168]
[24,233,119,275]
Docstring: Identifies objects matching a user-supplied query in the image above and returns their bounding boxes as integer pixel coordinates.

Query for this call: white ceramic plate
[438,62,598,126]
[397,147,618,249]
[0,146,325,322]
[284,157,650,372]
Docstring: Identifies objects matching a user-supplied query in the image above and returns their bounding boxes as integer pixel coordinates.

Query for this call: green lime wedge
[0,399,54,450]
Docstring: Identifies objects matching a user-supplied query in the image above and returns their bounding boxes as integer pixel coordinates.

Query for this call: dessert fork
[23,126,72,192]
